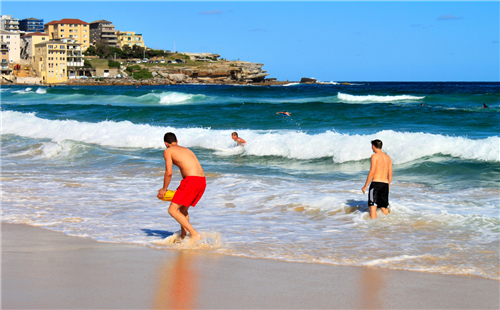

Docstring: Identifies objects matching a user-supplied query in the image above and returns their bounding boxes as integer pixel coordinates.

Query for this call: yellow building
[44,18,90,51]
[34,40,68,84]
[116,31,145,48]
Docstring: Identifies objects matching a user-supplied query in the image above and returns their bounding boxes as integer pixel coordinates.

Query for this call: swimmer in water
[483,103,489,108]
[231,132,246,146]
[277,110,291,116]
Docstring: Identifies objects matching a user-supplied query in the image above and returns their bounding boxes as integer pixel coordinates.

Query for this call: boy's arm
[362,155,377,194]
[158,150,173,197]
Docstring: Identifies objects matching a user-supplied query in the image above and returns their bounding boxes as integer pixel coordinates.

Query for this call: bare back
[371,151,393,183]
[164,145,204,178]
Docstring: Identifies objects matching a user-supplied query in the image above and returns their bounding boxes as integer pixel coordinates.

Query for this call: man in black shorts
[362,139,393,219]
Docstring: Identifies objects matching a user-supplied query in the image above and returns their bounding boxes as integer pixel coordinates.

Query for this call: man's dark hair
[232,132,238,137]
[371,139,383,149]
[164,132,177,144]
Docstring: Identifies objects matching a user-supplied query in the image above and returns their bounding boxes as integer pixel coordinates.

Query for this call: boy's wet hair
[232,132,238,137]
[371,139,383,149]
[164,132,177,143]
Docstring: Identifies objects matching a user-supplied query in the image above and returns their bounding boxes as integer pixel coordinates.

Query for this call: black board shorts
[368,182,389,208]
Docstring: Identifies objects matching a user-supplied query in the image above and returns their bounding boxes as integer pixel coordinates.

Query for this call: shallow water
[1,82,499,279]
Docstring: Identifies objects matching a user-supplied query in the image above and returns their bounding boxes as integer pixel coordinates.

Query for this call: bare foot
[188,233,202,244]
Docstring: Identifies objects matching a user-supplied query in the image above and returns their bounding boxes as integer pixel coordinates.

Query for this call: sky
[2,1,499,82]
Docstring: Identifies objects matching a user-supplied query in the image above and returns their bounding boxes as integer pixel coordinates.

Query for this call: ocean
[1,82,499,280]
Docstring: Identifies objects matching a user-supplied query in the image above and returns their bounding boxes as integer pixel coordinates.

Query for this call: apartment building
[44,19,90,51]
[61,38,85,78]
[0,29,20,63]
[21,32,49,61]
[19,18,44,33]
[89,20,118,47]
[34,40,68,84]
[1,39,9,75]
[1,15,20,32]
[116,31,145,48]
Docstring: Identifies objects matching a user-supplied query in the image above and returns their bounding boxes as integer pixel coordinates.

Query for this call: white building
[0,29,20,63]
[1,15,20,32]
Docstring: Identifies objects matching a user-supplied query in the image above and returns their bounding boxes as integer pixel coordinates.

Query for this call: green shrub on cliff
[132,69,153,80]
[108,60,121,68]
[126,65,141,72]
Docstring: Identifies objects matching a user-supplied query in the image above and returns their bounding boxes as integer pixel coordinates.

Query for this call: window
[69,35,73,38]
[69,30,73,33]
[83,40,87,43]
[60,45,64,49]
[48,45,53,49]
[61,29,65,32]
[61,24,65,26]
[42,37,45,40]
[84,35,87,38]
[74,35,78,38]
[61,35,64,38]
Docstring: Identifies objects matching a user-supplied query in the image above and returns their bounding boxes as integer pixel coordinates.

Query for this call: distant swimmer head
[371,139,383,149]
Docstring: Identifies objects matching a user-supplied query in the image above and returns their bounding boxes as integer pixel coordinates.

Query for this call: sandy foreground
[2,223,499,309]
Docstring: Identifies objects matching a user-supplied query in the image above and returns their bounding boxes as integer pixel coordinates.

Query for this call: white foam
[363,255,426,266]
[338,92,425,103]
[2,111,499,163]
[36,88,47,94]
[150,91,203,105]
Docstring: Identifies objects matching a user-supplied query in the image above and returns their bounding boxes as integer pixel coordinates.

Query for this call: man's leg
[179,205,189,239]
[369,205,378,219]
[381,207,389,215]
[168,202,202,241]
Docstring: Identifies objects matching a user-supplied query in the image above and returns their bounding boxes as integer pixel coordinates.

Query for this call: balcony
[67,61,84,67]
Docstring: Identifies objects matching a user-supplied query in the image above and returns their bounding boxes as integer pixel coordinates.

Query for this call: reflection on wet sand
[359,267,385,309]
[153,250,199,309]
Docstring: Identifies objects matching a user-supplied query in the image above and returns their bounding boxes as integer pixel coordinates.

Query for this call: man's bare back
[165,145,205,179]
[370,151,392,184]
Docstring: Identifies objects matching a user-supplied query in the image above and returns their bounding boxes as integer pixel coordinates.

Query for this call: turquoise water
[2,82,499,279]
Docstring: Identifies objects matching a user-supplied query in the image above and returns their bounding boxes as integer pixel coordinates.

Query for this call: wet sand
[2,222,498,309]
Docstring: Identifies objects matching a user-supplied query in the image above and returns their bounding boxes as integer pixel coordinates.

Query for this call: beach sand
[2,222,499,309]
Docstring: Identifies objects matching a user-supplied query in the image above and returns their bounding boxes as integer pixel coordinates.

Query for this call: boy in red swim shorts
[158,132,206,242]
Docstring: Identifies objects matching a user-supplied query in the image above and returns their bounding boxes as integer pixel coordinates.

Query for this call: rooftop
[45,18,89,26]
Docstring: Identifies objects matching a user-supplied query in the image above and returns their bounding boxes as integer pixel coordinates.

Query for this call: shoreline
[3,222,499,309]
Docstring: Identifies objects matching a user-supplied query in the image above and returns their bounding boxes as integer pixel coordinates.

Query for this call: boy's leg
[179,205,190,238]
[369,205,378,219]
[168,202,202,241]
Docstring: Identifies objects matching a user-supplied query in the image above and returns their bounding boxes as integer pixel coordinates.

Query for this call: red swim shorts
[172,176,206,207]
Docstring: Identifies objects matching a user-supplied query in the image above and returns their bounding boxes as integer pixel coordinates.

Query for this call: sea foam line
[2,111,499,163]
[338,92,425,103]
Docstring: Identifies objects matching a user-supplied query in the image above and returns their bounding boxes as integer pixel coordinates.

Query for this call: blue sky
[3,1,499,81]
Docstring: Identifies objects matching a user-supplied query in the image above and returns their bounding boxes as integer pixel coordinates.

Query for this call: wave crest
[2,111,498,163]
[338,92,425,103]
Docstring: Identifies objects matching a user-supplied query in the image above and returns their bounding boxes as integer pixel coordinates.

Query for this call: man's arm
[157,149,173,198]
[362,155,377,194]
[388,158,393,191]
